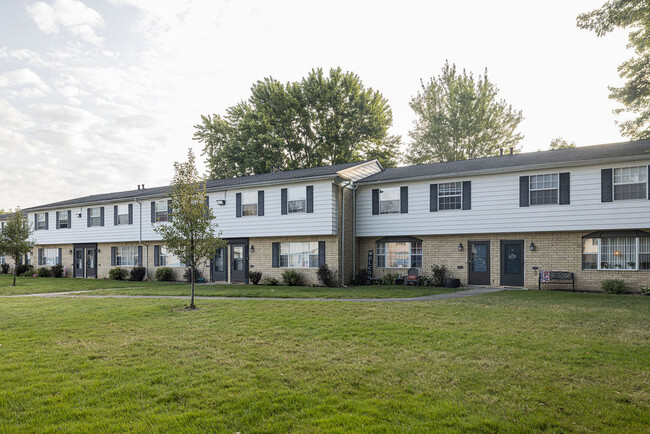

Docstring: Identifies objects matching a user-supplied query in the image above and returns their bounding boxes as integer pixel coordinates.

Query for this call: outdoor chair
[404,268,420,286]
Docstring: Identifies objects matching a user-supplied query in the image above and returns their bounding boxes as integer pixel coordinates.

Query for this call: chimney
[141,184,145,190]
[137,185,140,190]
[510,147,513,155]
[500,148,503,156]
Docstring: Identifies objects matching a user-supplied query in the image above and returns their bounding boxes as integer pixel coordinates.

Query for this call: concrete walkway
[6,286,507,302]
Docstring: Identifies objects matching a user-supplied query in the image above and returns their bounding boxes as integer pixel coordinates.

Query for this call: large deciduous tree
[578,0,650,139]
[405,62,524,164]
[0,209,34,287]
[549,137,577,150]
[154,150,225,309]
[194,68,400,179]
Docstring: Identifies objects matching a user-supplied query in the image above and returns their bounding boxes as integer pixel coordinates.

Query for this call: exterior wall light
[529,242,535,251]
[458,243,463,251]
[250,245,255,252]
[216,199,226,206]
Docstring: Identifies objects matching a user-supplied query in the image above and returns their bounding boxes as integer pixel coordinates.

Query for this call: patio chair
[404,268,420,286]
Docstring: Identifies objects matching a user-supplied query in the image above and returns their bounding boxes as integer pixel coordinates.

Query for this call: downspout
[351,183,358,282]
[341,180,353,287]
[135,198,147,280]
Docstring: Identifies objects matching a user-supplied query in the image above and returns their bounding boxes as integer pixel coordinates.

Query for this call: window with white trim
[43,248,59,266]
[0,255,5,265]
[379,187,400,214]
[279,242,319,268]
[438,182,462,210]
[159,246,182,267]
[377,241,422,268]
[241,191,258,216]
[116,205,129,225]
[25,252,31,266]
[89,207,102,227]
[154,200,168,222]
[58,212,69,229]
[287,187,306,213]
[37,213,47,230]
[582,236,650,270]
[116,246,138,266]
[530,174,559,205]
[613,166,647,200]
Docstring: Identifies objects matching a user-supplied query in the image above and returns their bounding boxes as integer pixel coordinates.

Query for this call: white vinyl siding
[287,186,306,213]
[241,191,258,216]
[613,166,647,200]
[530,173,559,205]
[279,242,319,268]
[377,241,422,268]
[379,187,400,214]
[116,246,138,266]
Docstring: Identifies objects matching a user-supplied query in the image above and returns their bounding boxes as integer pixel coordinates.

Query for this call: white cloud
[27,0,105,46]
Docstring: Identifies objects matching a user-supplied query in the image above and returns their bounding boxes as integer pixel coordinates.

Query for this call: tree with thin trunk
[154,149,226,309]
[0,209,34,287]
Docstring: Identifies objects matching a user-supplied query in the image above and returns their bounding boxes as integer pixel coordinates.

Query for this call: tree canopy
[194,68,400,179]
[0,209,34,286]
[405,62,524,164]
[578,0,650,139]
[549,137,577,150]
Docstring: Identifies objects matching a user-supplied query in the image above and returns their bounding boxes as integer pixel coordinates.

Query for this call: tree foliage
[0,209,34,287]
[405,61,524,164]
[154,149,226,308]
[577,0,650,139]
[549,137,577,150]
[194,68,400,179]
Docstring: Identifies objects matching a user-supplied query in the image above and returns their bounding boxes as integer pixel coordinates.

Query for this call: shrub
[281,269,301,286]
[419,275,433,287]
[36,267,51,278]
[640,285,650,296]
[262,277,279,286]
[129,266,147,281]
[0,263,9,274]
[354,271,368,285]
[155,267,174,281]
[184,268,201,283]
[317,264,336,287]
[380,272,399,285]
[15,264,33,276]
[601,279,625,294]
[431,264,448,287]
[51,264,64,278]
[109,267,128,280]
[23,270,35,277]
[249,271,262,285]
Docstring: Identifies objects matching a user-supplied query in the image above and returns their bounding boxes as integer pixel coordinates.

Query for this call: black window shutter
[462,181,471,210]
[559,172,570,205]
[58,248,62,265]
[114,205,118,225]
[372,189,379,215]
[519,176,530,207]
[601,169,613,202]
[258,191,264,216]
[204,196,210,218]
[111,247,116,266]
[128,204,133,224]
[138,246,143,266]
[167,200,172,222]
[318,241,326,266]
[281,188,288,215]
[56,211,60,229]
[38,248,43,265]
[400,186,408,213]
[45,212,49,230]
[68,210,72,229]
[236,193,242,218]
[154,245,160,266]
[34,214,38,231]
[306,185,314,213]
[648,166,650,199]
[87,209,91,227]
[272,242,280,267]
[100,207,104,226]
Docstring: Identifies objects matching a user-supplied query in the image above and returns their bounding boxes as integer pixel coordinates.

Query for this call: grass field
[0,286,648,432]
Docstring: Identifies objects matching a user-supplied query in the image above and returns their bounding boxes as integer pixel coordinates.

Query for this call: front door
[74,248,84,278]
[468,241,490,285]
[501,240,524,286]
[73,243,98,278]
[85,248,97,278]
[211,247,227,282]
[230,243,248,283]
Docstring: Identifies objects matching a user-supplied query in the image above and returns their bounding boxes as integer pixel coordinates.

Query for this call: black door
[501,240,524,286]
[230,243,248,283]
[74,248,84,278]
[468,241,490,285]
[85,247,97,278]
[212,247,227,282]
[73,243,98,278]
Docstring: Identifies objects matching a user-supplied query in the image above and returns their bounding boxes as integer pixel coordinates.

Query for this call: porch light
[250,245,255,252]
[529,242,535,251]
[614,250,620,256]
[458,243,463,251]
[216,199,226,206]
[69,249,72,254]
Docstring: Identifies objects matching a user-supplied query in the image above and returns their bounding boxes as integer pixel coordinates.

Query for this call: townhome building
[12,139,650,291]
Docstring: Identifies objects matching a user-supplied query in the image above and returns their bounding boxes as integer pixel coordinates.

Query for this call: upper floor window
[58,211,69,229]
[438,182,462,210]
[613,166,647,200]
[89,207,102,227]
[116,246,138,266]
[155,200,168,222]
[287,187,306,213]
[37,213,47,230]
[379,187,400,214]
[582,235,650,270]
[116,205,129,225]
[530,174,559,205]
[241,191,258,216]
[279,242,319,268]
[377,240,422,268]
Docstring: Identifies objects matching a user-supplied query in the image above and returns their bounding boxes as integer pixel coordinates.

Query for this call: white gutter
[134,198,148,280]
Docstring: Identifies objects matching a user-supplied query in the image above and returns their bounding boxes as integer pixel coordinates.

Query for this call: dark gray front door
[501,240,524,286]
[73,243,97,278]
[230,243,248,283]
[468,241,490,285]
[212,247,227,282]
[85,248,97,278]
[74,248,84,278]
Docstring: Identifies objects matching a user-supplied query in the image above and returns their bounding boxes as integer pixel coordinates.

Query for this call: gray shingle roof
[23,161,365,211]
[359,139,650,184]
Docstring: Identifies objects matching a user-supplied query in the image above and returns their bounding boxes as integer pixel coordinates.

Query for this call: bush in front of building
[129,266,147,281]
[155,267,174,281]
[640,285,650,296]
[15,264,33,276]
[51,264,64,278]
[419,275,433,286]
[262,277,279,286]
[0,263,9,274]
[249,271,262,285]
[35,267,51,278]
[431,264,448,287]
[281,269,301,286]
[317,264,336,287]
[601,279,626,294]
[380,272,399,285]
[109,267,128,280]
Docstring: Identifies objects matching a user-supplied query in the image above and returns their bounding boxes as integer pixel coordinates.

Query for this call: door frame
[228,238,249,284]
[211,246,228,282]
[500,239,525,287]
[467,240,490,286]
[72,243,98,279]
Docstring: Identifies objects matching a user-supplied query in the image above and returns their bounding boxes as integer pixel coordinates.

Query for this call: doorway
[468,240,490,285]
[229,240,249,283]
[73,243,97,278]
[500,240,524,286]
[211,246,227,282]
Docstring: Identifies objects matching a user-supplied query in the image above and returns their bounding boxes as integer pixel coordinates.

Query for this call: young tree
[154,149,226,309]
[406,61,524,164]
[0,209,34,287]
[578,0,650,139]
[194,67,400,178]
[549,137,577,150]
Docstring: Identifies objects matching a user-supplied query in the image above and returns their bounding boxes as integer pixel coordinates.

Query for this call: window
[582,236,650,270]
[377,241,422,268]
[154,200,168,222]
[25,252,31,266]
[438,182,462,210]
[43,248,59,266]
[530,174,559,205]
[58,212,69,229]
[287,187,306,213]
[241,191,258,216]
[379,187,400,214]
[613,166,647,200]
[37,213,47,230]
[279,242,319,268]
[159,246,182,267]
[0,255,5,265]
[116,205,129,225]
[89,207,102,227]
[116,246,138,266]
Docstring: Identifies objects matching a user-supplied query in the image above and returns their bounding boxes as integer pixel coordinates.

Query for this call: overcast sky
[0,0,630,210]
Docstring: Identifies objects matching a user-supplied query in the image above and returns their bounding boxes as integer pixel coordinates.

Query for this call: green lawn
[0,291,648,432]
